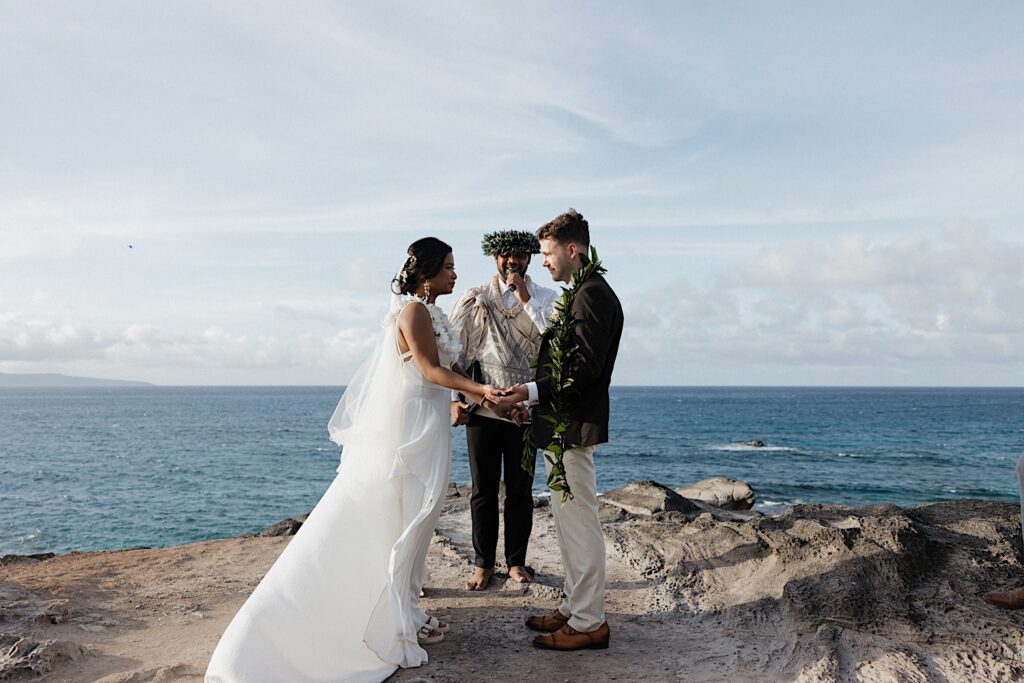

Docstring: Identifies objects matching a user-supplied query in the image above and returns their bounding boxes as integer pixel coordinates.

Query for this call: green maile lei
[522,245,606,504]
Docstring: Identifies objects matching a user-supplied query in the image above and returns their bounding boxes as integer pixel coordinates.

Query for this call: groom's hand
[485,398,528,426]
[486,399,515,422]
[510,402,530,425]
[450,400,471,426]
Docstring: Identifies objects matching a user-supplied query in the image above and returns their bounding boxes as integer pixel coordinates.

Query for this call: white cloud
[0,294,108,360]
[0,315,106,361]
[2,3,1023,384]
[616,224,1024,384]
[0,301,378,384]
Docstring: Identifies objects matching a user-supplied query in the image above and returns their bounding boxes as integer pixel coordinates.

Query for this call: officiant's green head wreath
[392,237,453,295]
[480,229,541,257]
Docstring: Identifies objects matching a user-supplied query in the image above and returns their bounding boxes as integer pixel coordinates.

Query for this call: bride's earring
[423,282,431,300]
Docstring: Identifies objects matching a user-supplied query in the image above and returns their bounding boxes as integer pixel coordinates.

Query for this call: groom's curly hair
[392,237,453,295]
[535,209,590,248]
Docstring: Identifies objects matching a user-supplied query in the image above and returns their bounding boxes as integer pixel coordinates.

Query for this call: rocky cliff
[2,481,1022,682]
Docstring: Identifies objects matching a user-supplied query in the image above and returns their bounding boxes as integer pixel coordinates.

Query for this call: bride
[206,238,513,682]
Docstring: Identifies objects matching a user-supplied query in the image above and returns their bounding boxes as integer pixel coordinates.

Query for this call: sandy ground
[3,483,1024,682]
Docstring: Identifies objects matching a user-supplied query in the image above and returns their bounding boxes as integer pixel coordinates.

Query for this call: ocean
[1,386,1021,556]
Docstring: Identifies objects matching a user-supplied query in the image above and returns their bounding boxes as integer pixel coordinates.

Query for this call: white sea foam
[757,499,799,515]
[705,444,797,452]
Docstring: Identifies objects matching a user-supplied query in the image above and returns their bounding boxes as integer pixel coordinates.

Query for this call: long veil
[206,293,444,683]
[324,291,445,668]
[327,293,411,466]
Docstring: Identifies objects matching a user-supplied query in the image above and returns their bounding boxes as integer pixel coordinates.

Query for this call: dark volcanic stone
[258,519,303,537]
[0,553,56,566]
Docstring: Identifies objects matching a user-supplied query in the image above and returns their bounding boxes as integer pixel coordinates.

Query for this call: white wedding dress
[206,296,461,683]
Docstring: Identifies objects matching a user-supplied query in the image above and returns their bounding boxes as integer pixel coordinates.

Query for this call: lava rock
[599,480,699,516]
[676,477,756,510]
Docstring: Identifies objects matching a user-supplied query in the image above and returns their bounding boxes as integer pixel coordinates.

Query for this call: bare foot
[466,566,494,591]
[509,565,535,583]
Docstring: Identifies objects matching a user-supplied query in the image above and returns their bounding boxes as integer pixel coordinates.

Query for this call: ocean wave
[756,499,798,514]
[704,444,798,452]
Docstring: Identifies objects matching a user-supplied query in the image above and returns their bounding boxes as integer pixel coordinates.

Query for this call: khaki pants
[545,445,606,632]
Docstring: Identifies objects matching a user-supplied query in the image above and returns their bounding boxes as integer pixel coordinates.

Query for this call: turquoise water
[1,386,1021,555]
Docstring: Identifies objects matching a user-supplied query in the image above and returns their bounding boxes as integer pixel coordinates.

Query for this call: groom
[496,209,623,651]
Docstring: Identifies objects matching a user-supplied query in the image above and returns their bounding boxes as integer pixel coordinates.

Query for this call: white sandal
[417,623,445,645]
[426,615,450,634]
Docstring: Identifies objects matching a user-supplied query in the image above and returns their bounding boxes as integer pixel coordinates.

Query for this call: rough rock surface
[0,635,86,680]
[2,482,1023,682]
[602,498,1024,681]
[256,519,303,537]
[599,480,700,515]
[675,476,756,510]
[0,556,56,568]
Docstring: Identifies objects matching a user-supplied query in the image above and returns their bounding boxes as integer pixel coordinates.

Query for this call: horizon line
[4,383,1023,390]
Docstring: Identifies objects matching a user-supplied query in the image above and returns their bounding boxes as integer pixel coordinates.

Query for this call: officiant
[448,229,559,590]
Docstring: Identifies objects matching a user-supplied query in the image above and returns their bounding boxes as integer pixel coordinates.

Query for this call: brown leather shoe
[984,586,1024,609]
[525,608,570,633]
[533,622,610,651]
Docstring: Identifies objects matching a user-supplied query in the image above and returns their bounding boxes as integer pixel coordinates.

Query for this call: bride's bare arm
[398,303,496,398]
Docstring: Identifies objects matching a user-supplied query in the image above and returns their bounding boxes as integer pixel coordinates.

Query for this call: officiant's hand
[450,400,471,426]
[506,271,529,303]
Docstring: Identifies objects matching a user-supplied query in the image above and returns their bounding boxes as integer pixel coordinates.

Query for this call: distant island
[0,372,154,388]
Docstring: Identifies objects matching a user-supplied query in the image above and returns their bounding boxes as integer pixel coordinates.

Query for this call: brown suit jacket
[533,273,623,448]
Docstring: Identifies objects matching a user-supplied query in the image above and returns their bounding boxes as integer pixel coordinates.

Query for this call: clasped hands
[451,384,531,426]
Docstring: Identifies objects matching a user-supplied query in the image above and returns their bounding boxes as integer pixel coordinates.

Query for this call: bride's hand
[481,385,509,402]
[481,387,519,413]
[487,383,529,405]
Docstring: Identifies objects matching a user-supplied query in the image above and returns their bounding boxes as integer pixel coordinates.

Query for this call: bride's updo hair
[392,237,453,295]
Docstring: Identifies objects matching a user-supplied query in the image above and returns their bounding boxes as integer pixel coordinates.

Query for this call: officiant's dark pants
[467,414,537,569]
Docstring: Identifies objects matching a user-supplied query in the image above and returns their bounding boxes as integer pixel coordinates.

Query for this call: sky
[2,2,1023,386]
